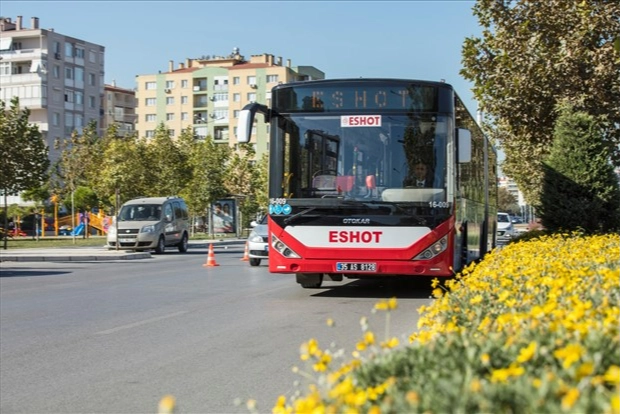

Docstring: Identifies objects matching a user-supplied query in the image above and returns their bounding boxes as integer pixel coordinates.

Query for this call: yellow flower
[554,344,584,369]
[576,362,594,380]
[326,318,335,327]
[469,379,482,392]
[516,342,537,363]
[604,365,620,385]
[480,353,490,366]
[380,337,399,349]
[469,295,483,305]
[405,391,419,404]
[431,278,440,288]
[374,297,398,311]
[432,288,443,298]
[561,388,580,410]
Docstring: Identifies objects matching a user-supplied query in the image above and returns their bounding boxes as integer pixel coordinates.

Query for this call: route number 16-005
[429,201,450,208]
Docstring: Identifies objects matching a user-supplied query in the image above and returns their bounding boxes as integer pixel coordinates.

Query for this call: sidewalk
[0,239,246,263]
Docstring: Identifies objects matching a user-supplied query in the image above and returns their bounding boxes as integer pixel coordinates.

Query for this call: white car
[497,212,515,242]
[247,215,268,266]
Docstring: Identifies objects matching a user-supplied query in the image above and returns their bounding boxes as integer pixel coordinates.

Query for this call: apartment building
[135,48,324,158]
[0,16,105,162]
[102,82,137,136]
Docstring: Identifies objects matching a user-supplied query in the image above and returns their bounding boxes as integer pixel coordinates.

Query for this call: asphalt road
[1,246,434,414]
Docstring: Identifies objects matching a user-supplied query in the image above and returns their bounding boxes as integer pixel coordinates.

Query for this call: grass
[0,232,244,249]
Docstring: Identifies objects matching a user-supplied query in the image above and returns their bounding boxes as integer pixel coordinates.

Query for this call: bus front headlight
[413,235,448,260]
[271,234,300,258]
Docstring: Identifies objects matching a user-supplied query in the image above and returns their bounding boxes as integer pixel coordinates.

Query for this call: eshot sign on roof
[341,115,382,127]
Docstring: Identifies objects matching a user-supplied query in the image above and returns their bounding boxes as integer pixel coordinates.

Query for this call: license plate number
[119,238,134,243]
[336,262,377,272]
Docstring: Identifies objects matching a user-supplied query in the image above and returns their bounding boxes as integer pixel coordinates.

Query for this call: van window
[164,203,174,221]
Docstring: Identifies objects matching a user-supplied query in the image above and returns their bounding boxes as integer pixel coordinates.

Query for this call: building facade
[102,82,137,136]
[0,16,105,162]
[135,48,324,158]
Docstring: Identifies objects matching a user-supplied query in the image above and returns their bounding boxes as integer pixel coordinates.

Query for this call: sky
[3,0,483,115]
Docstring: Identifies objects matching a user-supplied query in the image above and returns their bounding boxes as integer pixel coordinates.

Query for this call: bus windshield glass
[272,112,450,206]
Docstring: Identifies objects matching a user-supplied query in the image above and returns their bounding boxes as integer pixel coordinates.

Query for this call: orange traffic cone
[240,241,250,261]
[203,244,219,267]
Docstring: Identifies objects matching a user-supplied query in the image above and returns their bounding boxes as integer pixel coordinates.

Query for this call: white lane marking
[95,311,188,335]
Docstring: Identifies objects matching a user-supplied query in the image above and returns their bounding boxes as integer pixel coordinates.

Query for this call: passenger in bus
[404,161,433,188]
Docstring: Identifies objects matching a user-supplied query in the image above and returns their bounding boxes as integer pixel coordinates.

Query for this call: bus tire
[460,224,468,268]
[296,273,323,289]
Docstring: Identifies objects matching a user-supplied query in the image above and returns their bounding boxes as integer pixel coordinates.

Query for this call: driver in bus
[404,161,433,188]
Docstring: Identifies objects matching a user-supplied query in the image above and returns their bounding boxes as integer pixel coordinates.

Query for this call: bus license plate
[336,262,377,272]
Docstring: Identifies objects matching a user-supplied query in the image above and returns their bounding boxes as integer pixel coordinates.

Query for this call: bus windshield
[272,113,450,205]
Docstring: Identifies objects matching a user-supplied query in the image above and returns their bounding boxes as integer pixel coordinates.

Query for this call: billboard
[212,199,236,234]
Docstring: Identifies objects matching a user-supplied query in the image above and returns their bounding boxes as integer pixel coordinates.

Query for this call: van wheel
[154,235,166,254]
[249,258,261,266]
[296,273,323,289]
[178,233,188,253]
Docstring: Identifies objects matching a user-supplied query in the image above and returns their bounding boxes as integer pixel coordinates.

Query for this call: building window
[146,114,156,122]
[213,109,227,119]
[146,130,155,138]
[89,50,96,63]
[233,110,240,118]
[75,47,85,59]
[145,81,156,90]
[89,73,96,86]
[233,93,240,102]
[64,43,73,58]
[89,96,96,108]
[65,67,74,80]
[64,91,74,102]
[181,112,189,121]
[233,77,240,85]
[166,113,174,121]
[75,91,83,105]
[181,96,188,104]
[75,67,84,82]
[146,98,156,106]
[166,97,174,105]
[247,92,256,102]
[52,65,60,78]
[213,93,228,102]
[168,129,175,137]
[165,80,175,89]
[52,112,60,126]
[267,74,278,83]
[247,76,256,85]
[181,80,188,88]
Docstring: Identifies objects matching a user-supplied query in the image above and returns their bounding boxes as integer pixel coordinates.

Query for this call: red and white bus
[237,79,497,288]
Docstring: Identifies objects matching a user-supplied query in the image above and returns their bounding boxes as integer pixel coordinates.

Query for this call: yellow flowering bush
[275,233,620,413]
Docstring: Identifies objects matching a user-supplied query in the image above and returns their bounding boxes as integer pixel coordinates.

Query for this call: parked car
[497,212,515,242]
[247,215,268,266]
[107,196,190,254]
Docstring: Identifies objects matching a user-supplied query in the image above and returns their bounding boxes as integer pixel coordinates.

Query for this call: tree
[224,143,260,229]
[178,128,230,219]
[461,0,620,205]
[53,121,101,211]
[538,103,619,234]
[146,123,191,197]
[0,97,49,248]
[497,187,519,215]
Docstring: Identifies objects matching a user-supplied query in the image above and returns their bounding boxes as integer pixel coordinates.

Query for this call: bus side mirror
[237,102,270,144]
[457,128,472,163]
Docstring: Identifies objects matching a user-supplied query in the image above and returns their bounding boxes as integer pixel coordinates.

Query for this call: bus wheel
[296,273,323,289]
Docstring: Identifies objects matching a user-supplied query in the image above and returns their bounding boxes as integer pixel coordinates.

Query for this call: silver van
[107,197,190,254]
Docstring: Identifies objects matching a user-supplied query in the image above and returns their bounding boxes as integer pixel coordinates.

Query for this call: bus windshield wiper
[283,207,317,225]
